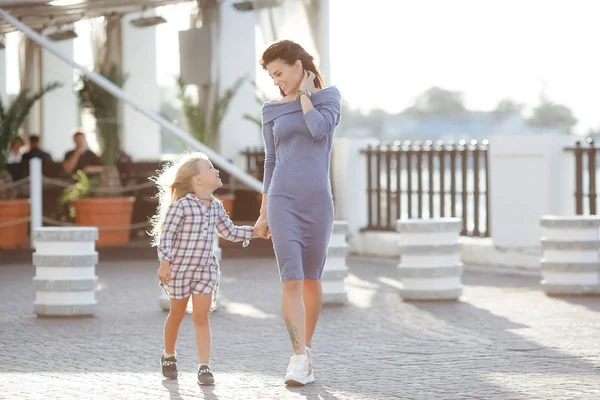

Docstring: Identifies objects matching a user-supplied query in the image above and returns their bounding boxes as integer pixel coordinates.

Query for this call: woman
[254,40,341,386]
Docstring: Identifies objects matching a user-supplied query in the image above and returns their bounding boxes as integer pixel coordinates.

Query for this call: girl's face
[193,159,222,190]
[265,58,303,96]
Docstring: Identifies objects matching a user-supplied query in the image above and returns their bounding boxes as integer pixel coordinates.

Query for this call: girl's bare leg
[191,293,213,364]
[164,297,189,355]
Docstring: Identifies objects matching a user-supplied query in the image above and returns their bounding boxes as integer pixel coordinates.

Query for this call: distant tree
[527,93,577,133]
[494,98,523,114]
[402,86,467,117]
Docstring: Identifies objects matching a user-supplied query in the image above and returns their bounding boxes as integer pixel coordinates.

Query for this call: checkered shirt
[158,193,255,302]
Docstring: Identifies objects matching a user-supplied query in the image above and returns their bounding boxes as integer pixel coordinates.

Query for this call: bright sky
[4,0,599,133]
[328,0,600,133]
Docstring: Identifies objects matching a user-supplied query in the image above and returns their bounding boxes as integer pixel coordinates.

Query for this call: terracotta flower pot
[0,199,30,249]
[73,197,135,247]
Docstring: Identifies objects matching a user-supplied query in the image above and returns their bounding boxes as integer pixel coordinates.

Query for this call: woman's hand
[254,214,271,239]
[299,70,317,93]
[157,263,171,284]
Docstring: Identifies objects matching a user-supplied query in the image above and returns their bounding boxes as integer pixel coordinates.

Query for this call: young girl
[149,152,258,385]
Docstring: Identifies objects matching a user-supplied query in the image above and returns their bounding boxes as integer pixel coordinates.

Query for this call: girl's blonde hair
[148,152,209,247]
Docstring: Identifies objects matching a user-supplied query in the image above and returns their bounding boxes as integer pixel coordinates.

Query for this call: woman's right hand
[254,214,270,239]
[157,263,171,284]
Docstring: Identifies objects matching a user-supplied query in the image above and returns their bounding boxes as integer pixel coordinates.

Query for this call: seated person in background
[7,137,24,164]
[21,135,52,164]
[62,130,104,175]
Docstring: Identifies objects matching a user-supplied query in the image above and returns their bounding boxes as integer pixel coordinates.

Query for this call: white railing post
[29,157,42,248]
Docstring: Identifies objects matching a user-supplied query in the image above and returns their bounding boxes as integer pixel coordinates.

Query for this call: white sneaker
[284,354,315,386]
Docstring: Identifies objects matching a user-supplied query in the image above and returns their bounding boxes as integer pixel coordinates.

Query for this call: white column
[332,137,378,250]
[121,15,161,161]
[318,0,331,86]
[40,40,78,161]
[0,48,7,106]
[489,134,575,250]
[218,1,262,165]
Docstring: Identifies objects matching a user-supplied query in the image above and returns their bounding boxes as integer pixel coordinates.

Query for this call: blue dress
[261,86,342,281]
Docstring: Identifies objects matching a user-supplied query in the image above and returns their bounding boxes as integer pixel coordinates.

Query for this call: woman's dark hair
[260,40,324,97]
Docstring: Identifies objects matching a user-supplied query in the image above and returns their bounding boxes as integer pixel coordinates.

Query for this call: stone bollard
[159,232,223,312]
[32,227,98,317]
[396,218,463,301]
[322,221,349,306]
[540,216,600,295]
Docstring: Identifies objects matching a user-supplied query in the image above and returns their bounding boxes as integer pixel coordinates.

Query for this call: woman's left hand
[299,70,317,93]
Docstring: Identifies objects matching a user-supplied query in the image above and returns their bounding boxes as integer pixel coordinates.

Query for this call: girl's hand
[157,264,171,284]
[299,70,317,93]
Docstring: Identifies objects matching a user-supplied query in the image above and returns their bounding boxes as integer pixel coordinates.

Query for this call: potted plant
[0,83,61,249]
[177,75,245,215]
[65,64,135,247]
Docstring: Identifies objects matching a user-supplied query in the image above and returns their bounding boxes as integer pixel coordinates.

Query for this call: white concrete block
[323,221,349,306]
[539,216,600,295]
[32,227,98,317]
[396,218,463,301]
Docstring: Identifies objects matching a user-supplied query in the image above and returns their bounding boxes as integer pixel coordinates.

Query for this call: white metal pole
[0,8,262,193]
[29,157,42,248]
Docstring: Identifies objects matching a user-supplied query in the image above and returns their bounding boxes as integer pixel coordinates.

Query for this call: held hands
[299,70,317,93]
[253,215,271,240]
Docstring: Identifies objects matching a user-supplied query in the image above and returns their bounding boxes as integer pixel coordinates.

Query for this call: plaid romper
[158,193,255,311]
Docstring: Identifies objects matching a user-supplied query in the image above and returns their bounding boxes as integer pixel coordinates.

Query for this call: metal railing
[362,139,490,237]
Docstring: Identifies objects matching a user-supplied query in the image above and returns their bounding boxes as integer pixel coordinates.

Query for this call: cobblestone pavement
[1,256,599,400]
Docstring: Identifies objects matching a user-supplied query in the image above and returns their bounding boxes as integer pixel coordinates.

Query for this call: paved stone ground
[1,256,599,400]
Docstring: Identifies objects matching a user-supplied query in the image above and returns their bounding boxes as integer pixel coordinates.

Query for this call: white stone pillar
[322,221,349,305]
[218,0,261,165]
[332,137,378,251]
[540,216,600,295]
[396,218,463,301]
[40,40,78,161]
[489,134,575,266]
[121,14,161,161]
[32,227,98,317]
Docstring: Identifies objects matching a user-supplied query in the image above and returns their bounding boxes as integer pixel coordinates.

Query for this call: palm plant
[74,64,127,194]
[0,82,62,199]
[76,64,127,167]
[242,80,270,128]
[177,75,245,151]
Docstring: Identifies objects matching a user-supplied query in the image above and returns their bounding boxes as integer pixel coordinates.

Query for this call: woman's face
[265,58,302,96]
